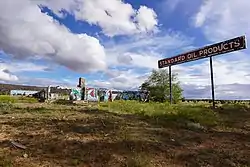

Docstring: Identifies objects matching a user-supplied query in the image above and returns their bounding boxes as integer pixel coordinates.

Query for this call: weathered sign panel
[158,36,247,68]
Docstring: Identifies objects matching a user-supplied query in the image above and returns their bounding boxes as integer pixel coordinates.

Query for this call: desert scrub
[221,103,249,110]
[174,105,220,126]
[0,95,39,104]
[53,99,74,105]
[0,156,13,167]
[0,102,13,114]
[16,96,38,103]
[126,153,152,167]
[107,100,154,115]
[106,100,174,115]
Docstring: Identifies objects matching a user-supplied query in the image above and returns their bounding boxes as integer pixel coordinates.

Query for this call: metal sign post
[158,35,247,108]
[169,66,172,104]
[209,56,215,108]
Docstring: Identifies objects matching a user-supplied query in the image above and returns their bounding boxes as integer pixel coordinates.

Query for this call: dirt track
[0,103,250,167]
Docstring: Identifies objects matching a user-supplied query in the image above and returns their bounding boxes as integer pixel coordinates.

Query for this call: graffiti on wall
[98,89,121,102]
[112,90,149,101]
[98,88,107,102]
[104,90,112,102]
[86,88,98,102]
[121,91,140,100]
[70,88,82,101]
[69,86,149,102]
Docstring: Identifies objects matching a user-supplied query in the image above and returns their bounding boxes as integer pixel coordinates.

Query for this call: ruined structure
[1,77,150,103]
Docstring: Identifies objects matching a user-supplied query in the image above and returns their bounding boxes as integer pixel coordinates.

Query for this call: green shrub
[176,106,219,126]
[53,99,74,105]
[26,107,48,113]
[0,95,17,103]
[0,156,13,167]
[0,95,38,103]
[221,103,249,110]
[126,154,152,167]
[16,96,38,103]
[102,100,219,126]
[0,102,13,114]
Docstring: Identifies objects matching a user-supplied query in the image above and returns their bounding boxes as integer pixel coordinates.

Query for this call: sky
[0,0,250,100]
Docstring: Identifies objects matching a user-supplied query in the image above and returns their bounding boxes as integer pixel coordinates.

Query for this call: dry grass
[0,101,249,167]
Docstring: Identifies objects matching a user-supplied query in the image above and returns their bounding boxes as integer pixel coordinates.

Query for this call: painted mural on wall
[86,88,98,102]
[98,89,112,102]
[98,89,124,102]
[70,88,82,101]
[121,91,140,100]
[111,91,120,101]
[111,90,149,101]
[104,90,112,102]
[67,86,149,102]
[110,90,122,101]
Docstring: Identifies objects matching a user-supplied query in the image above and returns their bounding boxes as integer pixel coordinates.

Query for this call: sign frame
[158,35,247,108]
[158,35,246,68]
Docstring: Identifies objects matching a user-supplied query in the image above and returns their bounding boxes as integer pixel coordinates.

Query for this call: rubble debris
[11,141,27,150]
[186,122,206,130]
[23,153,28,158]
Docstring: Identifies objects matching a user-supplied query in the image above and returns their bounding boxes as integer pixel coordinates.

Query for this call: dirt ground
[0,103,250,167]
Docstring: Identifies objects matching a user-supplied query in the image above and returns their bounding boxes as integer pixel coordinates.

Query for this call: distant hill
[0,83,45,94]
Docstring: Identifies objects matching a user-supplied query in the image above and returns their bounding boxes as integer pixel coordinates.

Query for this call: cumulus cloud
[119,52,160,69]
[101,50,250,98]
[174,0,250,99]
[193,0,250,41]
[168,50,250,99]
[0,60,54,82]
[117,53,133,65]
[182,83,250,100]
[1,0,249,100]
[105,32,193,69]
[91,69,150,90]
[0,62,17,82]
[0,0,106,73]
[0,69,18,82]
[39,0,158,37]
[173,52,250,86]
[13,76,75,87]
[0,61,50,73]
[135,6,158,33]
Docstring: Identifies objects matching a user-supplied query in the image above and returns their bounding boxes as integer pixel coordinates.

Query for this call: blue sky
[0,0,250,99]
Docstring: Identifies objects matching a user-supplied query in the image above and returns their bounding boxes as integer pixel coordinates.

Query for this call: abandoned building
[33,86,71,102]
[1,77,150,103]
